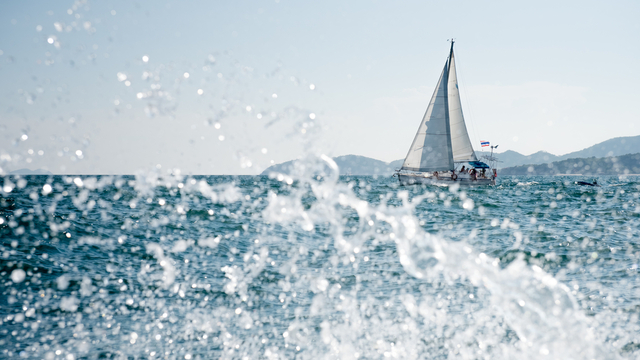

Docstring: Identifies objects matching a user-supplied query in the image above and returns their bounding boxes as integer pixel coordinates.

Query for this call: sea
[2,159,640,359]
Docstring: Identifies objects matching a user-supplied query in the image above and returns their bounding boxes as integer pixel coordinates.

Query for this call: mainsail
[401,41,476,172]
[400,64,453,172]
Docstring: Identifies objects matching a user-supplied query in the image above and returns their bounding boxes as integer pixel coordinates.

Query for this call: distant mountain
[389,159,404,169]
[558,135,640,160]
[478,150,560,169]
[489,135,640,169]
[261,155,397,176]
[8,168,53,175]
[500,153,640,176]
[332,155,397,175]
[263,136,640,176]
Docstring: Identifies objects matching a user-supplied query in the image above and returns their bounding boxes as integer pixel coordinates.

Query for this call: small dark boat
[577,180,599,187]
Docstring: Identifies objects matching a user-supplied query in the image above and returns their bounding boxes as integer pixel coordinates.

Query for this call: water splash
[3,167,639,359]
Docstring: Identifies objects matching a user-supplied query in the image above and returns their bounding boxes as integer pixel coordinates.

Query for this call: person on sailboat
[469,168,477,181]
[460,165,466,173]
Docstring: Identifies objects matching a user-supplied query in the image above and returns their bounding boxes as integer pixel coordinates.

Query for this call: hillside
[487,150,559,169]
[260,155,397,176]
[499,153,640,176]
[9,168,53,175]
[558,135,640,160]
[493,135,640,169]
[262,135,640,176]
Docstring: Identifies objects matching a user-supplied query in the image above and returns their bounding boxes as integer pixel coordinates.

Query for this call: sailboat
[397,40,497,186]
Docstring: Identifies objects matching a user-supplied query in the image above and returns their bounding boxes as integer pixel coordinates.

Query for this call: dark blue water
[2,169,640,359]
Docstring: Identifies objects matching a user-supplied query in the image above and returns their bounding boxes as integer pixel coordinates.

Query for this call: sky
[1,0,639,175]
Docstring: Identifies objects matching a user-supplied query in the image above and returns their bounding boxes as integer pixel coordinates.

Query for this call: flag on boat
[480,141,490,147]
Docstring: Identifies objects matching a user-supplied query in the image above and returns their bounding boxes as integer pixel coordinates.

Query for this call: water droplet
[142,55,149,62]
[11,269,26,283]
[42,184,52,195]
[111,10,116,16]
[218,135,225,141]
[136,92,144,99]
[183,72,190,78]
[47,37,54,44]
[309,113,316,120]
[272,93,278,98]
[309,83,315,90]
[214,123,221,129]
[124,80,131,87]
[197,89,203,95]
[36,25,42,32]
[117,72,127,81]
[246,106,252,112]
[261,148,268,154]
[21,134,28,141]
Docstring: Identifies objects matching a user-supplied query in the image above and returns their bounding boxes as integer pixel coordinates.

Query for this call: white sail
[400,63,454,172]
[398,41,497,186]
[447,52,477,162]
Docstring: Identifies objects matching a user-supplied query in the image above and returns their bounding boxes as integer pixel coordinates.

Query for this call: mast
[443,39,454,170]
[448,39,455,71]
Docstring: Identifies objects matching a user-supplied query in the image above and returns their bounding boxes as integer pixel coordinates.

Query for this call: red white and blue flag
[480,141,490,147]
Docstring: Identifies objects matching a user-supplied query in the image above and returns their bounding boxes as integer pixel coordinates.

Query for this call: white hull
[398,173,495,186]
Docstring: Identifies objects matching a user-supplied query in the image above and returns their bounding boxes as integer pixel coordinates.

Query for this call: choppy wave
[1,165,639,359]
[516,181,539,186]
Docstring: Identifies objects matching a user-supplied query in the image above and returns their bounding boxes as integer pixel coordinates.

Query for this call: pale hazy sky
[1,0,639,174]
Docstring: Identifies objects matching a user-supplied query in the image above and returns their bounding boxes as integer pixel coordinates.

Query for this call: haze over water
[2,168,640,359]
